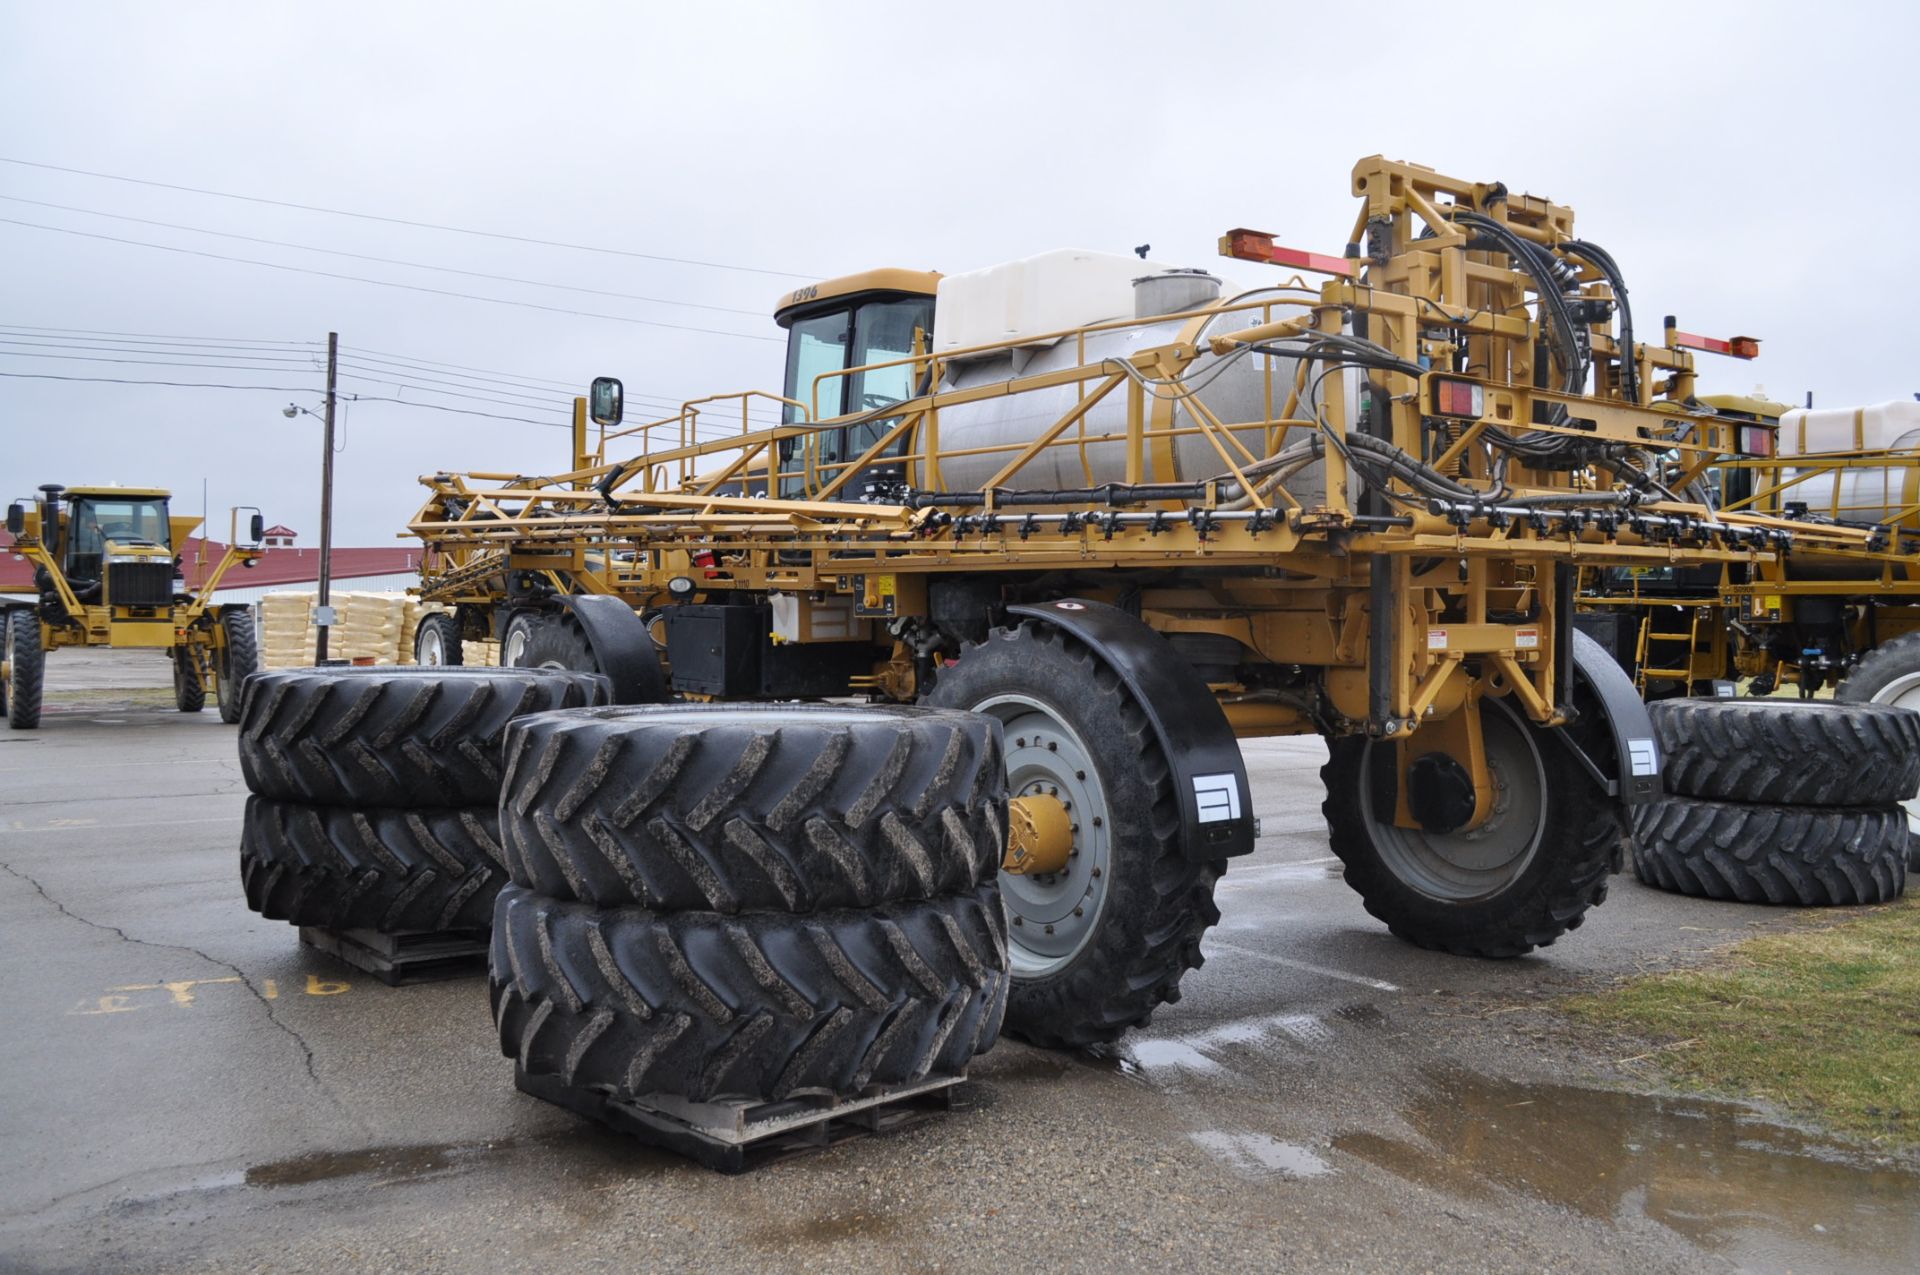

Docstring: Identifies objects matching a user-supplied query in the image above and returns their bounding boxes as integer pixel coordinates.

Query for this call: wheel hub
[1005,793,1074,875]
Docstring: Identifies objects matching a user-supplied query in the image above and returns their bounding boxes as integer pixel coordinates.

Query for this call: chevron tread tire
[499,704,1005,912]
[489,881,1008,1104]
[237,666,608,807]
[1631,795,1907,905]
[240,797,506,931]
[1647,697,1920,806]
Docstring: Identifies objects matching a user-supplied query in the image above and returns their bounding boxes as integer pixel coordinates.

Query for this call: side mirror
[6,503,22,537]
[250,513,265,545]
[589,377,624,428]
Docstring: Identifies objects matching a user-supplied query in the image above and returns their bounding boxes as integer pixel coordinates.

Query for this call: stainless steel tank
[925,287,1325,500]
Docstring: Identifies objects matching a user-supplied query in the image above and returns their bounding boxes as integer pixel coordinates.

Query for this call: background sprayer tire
[499,704,1005,912]
[489,882,1009,1104]
[240,797,506,931]
[1631,795,1907,906]
[173,650,206,713]
[1647,697,1920,806]
[237,666,608,808]
[218,608,260,725]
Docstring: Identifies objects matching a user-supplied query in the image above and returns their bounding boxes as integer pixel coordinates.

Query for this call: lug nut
[1013,915,1024,926]
[1092,816,1103,828]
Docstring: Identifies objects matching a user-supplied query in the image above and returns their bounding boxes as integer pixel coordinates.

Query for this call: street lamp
[284,331,338,663]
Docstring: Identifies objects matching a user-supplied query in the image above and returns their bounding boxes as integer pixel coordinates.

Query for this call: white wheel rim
[1868,671,1920,837]
[504,626,529,666]
[972,692,1113,978]
[420,628,445,664]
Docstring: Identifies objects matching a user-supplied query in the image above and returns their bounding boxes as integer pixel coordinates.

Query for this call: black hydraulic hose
[1453,211,1586,397]
[1562,239,1637,403]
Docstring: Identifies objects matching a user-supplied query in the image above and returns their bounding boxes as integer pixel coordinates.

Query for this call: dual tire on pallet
[1632,698,1917,905]
[234,667,608,934]
[491,704,1012,1104]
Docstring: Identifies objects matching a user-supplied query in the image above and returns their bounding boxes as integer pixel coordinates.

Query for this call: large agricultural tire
[1838,632,1920,857]
[1647,696,1920,807]
[237,666,609,808]
[217,608,260,725]
[923,620,1220,1048]
[499,704,1004,912]
[1322,696,1619,958]
[490,881,1008,1104]
[413,612,464,666]
[4,610,45,730]
[240,797,505,931]
[1631,795,1907,906]
[172,649,206,713]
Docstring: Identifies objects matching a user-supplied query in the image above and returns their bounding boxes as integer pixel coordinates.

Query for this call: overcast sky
[4,2,1914,545]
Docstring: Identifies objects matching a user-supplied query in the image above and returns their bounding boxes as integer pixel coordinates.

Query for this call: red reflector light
[691,549,716,569]
[1430,378,1484,418]
[1738,423,1776,457]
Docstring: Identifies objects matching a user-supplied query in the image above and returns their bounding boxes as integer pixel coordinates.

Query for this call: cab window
[778,293,935,495]
[67,497,170,581]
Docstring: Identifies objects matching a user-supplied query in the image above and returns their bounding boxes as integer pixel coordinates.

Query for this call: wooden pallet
[514,1066,964,1173]
[297,925,489,986]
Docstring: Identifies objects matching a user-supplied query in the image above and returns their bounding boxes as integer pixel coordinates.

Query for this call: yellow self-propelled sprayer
[408,157,1875,1046]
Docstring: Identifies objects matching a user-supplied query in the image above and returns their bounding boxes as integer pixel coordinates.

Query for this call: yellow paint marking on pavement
[67,975,348,1016]
[109,977,243,1008]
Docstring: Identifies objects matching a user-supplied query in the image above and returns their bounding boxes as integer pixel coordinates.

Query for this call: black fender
[557,595,669,706]
[1563,627,1662,804]
[1009,599,1256,861]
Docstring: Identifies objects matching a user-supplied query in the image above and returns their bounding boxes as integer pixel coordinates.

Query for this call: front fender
[1009,599,1256,861]
[1565,627,1662,804]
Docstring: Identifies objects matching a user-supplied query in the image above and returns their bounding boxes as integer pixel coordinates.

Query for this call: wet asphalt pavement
[1,651,1915,1274]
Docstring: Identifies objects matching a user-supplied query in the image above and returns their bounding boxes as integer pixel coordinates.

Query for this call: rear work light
[1737,423,1777,457]
[1429,377,1484,419]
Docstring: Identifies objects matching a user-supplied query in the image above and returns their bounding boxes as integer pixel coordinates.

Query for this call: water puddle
[245,1142,477,1187]
[1114,1010,1340,1086]
[1189,1131,1332,1179]
[1337,1069,1920,1274]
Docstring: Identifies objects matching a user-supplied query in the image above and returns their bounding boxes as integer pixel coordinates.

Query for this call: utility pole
[315,331,338,664]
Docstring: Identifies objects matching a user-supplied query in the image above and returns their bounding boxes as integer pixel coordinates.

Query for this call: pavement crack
[0,858,364,1131]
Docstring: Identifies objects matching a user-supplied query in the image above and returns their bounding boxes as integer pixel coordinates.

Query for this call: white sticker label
[1427,629,1448,651]
[1627,737,1659,778]
[1515,628,1539,650]
[1192,773,1243,823]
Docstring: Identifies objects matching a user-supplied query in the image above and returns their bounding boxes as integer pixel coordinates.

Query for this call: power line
[0,218,782,343]
[0,344,320,369]
[1,216,779,343]
[337,346,784,423]
[0,322,317,348]
[0,155,819,279]
[0,335,321,361]
[0,367,566,430]
[0,370,318,391]
[0,194,768,317]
